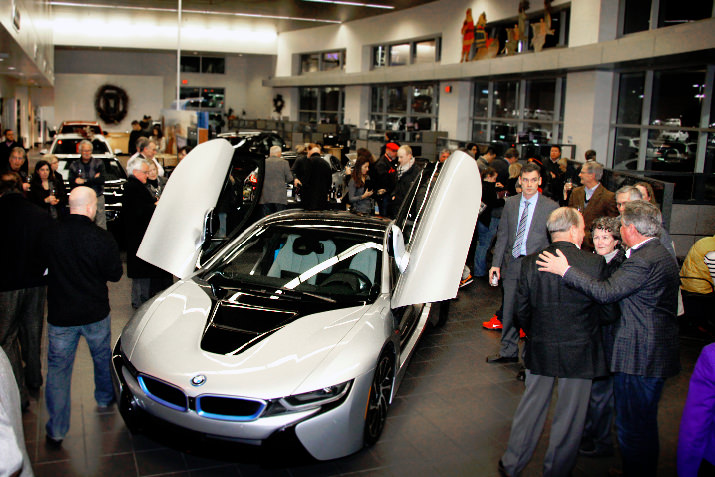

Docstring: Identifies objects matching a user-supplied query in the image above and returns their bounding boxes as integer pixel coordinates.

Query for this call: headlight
[263,380,353,416]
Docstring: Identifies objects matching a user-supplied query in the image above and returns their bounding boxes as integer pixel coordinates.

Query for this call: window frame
[299,50,346,75]
[371,36,442,70]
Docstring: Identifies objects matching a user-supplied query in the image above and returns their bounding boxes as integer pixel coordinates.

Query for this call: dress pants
[45,315,114,440]
[0,286,46,403]
[582,375,615,453]
[613,372,665,476]
[502,371,592,477]
[499,273,520,359]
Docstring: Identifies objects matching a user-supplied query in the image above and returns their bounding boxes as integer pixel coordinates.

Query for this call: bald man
[43,186,122,447]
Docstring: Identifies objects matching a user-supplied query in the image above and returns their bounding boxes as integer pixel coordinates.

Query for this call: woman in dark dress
[28,160,63,219]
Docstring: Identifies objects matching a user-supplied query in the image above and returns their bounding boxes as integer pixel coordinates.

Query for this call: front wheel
[363,350,395,446]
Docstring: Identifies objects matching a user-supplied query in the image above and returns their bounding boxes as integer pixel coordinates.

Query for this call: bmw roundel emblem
[191,375,207,387]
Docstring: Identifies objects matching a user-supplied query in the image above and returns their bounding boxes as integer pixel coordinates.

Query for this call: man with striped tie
[487,161,558,364]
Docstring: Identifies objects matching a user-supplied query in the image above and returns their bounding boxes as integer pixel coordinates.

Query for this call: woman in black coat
[28,160,64,219]
[122,159,172,308]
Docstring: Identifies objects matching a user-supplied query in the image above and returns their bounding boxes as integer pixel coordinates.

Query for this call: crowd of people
[1,125,714,476]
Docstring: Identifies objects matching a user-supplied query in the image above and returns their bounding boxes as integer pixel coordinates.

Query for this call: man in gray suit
[499,207,612,477]
[259,145,293,217]
[537,200,680,476]
[487,162,559,363]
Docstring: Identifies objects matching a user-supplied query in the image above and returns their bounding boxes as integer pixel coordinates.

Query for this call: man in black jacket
[388,145,422,218]
[0,129,22,174]
[500,207,612,477]
[537,200,680,476]
[43,186,123,447]
[0,172,51,408]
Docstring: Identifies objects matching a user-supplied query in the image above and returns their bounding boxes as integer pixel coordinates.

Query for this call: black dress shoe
[486,354,519,363]
[45,435,63,449]
[498,459,510,477]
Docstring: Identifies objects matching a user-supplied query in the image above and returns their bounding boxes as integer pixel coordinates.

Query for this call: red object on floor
[482,315,502,330]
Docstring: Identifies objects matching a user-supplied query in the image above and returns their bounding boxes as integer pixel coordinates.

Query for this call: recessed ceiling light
[49,1,341,24]
[302,0,394,8]
[8,66,16,70]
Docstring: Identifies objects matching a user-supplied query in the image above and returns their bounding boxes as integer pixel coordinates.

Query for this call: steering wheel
[321,269,372,293]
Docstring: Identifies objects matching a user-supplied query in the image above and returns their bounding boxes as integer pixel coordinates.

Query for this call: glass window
[493,81,520,119]
[472,122,489,143]
[491,122,518,142]
[180,56,200,73]
[387,86,408,113]
[412,85,433,114]
[645,129,697,172]
[201,57,225,74]
[371,86,384,113]
[299,88,318,111]
[321,88,341,112]
[389,44,410,67]
[473,82,489,118]
[658,0,713,28]
[616,73,645,124]
[524,79,556,121]
[650,70,705,128]
[623,0,652,34]
[612,127,642,171]
[301,54,320,74]
[413,40,436,64]
[373,46,386,68]
[299,112,317,124]
[322,52,341,71]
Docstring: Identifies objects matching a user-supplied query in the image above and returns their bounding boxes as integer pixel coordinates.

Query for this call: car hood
[122,280,368,399]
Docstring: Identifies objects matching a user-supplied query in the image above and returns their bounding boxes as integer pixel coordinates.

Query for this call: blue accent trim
[138,375,188,412]
[195,395,266,422]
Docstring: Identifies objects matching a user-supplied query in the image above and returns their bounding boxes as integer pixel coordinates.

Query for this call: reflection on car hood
[125,280,367,398]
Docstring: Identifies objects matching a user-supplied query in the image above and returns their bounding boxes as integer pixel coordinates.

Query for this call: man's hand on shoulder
[536,249,570,277]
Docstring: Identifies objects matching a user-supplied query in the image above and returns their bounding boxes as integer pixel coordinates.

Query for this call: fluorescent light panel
[49,1,341,24]
[302,0,394,9]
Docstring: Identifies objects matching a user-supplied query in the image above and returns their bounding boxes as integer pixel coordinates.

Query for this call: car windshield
[59,124,103,135]
[56,158,127,182]
[51,138,111,155]
[201,225,383,301]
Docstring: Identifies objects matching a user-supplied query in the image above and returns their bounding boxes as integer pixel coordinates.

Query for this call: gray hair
[622,200,662,238]
[582,162,604,181]
[547,207,582,236]
[126,157,150,175]
[140,139,157,153]
[616,185,642,201]
[440,148,452,156]
[79,139,93,151]
[398,144,412,156]
[136,136,149,152]
[591,216,621,241]
[269,145,282,157]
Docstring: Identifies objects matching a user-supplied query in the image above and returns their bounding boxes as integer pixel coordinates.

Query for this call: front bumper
[111,339,373,460]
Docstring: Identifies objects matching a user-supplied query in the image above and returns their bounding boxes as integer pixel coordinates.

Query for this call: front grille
[138,375,188,412]
[196,395,266,421]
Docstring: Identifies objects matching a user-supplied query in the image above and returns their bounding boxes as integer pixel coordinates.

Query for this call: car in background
[57,120,106,136]
[44,133,127,232]
[111,141,481,461]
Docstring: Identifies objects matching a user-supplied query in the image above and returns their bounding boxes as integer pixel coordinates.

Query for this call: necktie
[512,202,530,258]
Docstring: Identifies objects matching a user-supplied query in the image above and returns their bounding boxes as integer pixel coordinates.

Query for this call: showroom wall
[54,48,275,132]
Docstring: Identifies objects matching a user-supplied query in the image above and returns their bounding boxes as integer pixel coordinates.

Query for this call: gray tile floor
[21,269,705,476]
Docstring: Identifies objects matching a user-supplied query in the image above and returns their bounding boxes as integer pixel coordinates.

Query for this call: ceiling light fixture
[49,1,341,24]
[302,0,394,9]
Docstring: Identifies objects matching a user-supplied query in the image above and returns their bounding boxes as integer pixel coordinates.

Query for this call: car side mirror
[391,224,409,274]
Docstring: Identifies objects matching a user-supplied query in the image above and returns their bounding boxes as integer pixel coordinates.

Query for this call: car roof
[259,210,390,240]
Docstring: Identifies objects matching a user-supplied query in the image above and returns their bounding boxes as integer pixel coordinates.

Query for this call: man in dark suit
[537,200,680,476]
[563,162,618,250]
[0,129,23,174]
[500,207,612,477]
[487,162,558,363]
[491,147,518,187]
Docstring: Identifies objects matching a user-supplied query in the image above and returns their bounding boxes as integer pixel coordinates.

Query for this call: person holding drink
[29,160,64,219]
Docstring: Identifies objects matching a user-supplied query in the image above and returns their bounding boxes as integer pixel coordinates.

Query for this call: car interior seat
[348,248,378,285]
[267,234,322,284]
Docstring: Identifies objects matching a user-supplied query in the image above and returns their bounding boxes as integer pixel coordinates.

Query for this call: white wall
[54,49,277,129]
[54,74,164,132]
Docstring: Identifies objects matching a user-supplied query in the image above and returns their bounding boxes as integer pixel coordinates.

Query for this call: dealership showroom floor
[21,264,702,477]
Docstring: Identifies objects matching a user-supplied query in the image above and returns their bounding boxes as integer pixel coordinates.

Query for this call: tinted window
[51,138,111,155]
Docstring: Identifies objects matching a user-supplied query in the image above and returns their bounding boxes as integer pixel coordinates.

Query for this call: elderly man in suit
[563,161,617,250]
[487,162,559,364]
[499,207,612,477]
[537,200,680,476]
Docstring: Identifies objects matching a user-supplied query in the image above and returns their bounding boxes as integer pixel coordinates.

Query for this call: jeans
[45,315,114,440]
[473,217,499,277]
[613,372,665,476]
[0,286,46,403]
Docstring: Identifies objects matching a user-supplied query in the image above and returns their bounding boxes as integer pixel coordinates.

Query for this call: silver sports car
[112,139,481,460]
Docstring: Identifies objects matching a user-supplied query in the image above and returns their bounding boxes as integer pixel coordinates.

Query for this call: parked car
[111,142,481,461]
[57,120,105,136]
[44,132,127,229]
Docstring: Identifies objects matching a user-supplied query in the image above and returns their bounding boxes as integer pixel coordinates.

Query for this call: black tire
[364,350,395,446]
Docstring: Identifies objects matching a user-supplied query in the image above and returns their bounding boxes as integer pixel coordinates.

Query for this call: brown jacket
[568,183,618,250]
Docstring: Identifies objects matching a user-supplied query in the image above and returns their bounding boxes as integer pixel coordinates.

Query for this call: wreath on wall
[94,84,129,124]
